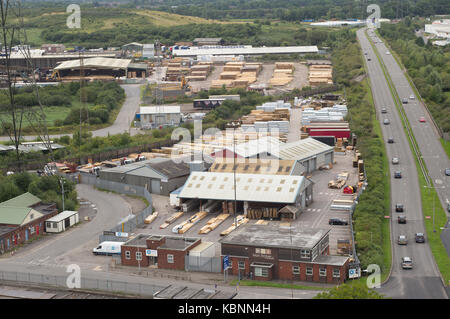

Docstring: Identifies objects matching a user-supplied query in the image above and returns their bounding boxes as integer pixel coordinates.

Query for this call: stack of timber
[160,211,184,229]
[199,214,230,234]
[269,62,294,86]
[246,207,279,219]
[328,172,349,189]
[220,215,249,236]
[309,64,333,86]
[201,200,222,214]
[144,211,159,224]
[255,219,269,225]
[182,199,200,213]
[178,211,208,234]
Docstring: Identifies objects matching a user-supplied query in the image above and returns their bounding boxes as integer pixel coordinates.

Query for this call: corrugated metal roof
[149,161,191,179]
[278,137,334,160]
[218,136,283,158]
[0,206,32,225]
[54,57,131,70]
[125,166,166,180]
[209,159,296,175]
[140,106,181,114]
[173,46,318,57]
[179,171,305,203]
[0,192,41,208]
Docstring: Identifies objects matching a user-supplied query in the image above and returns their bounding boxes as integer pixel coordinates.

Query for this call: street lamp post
[59,178,65,211]
[423,185,446,233]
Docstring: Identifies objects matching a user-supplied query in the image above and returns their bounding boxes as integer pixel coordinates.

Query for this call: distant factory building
[220,224,349,283]
[138,105,181,129]
[142,43,155,58]
[173,46,319,57]
[41,44,65,54]
[122,42,143,52]
[193,38,224,46]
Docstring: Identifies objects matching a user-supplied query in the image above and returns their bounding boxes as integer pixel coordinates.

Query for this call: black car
[395,204,404,212]
[415,233,425,243]
[398,215,406,224]
[381,108,387,113]
[329,218,348,226]
[388,137,394,143]
[394,171,402,178]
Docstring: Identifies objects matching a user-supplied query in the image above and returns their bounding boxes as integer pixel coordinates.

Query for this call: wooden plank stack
[220,215,249,236]
[269,62,294,86]
[199,214,230,234]
[177,211,208,234]
[144,211,158,224]
[255,219,269,225]
[246,207,279,219]
[160,211,183,229]
[309,64,333,86]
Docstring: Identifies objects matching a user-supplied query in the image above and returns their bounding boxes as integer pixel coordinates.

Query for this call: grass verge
[229,279,329,291]
[368,30,450,284]
[440,138,450,159]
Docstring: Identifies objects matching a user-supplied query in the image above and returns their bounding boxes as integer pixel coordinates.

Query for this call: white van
[93,241,124,255]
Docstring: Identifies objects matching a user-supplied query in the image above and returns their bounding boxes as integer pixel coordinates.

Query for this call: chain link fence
[185,256,222,273]
[0,270,166,297]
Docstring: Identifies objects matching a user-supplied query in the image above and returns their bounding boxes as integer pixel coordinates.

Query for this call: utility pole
[423,185,446,233]
[60,178,65,211]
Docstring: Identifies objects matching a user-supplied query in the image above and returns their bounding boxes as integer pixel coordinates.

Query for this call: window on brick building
[292,266,300,274]
[300,249,310,258]
[238,261,245,270]
[125,251,131,260]
[255,267,268,277]
[136,251,142,261]
[319,267,327,276]
[167,254,174,263]
[255,248,272,257]
[306,267,313,276]
[333,268,340,278]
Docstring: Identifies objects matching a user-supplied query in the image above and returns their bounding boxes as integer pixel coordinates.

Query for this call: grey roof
[54,57,131,71]
[179,172,305,203]
[158,237,198,250]
[125,166,166,180]
[278,137,334,160]
[149,161,191,179]
[194,38,222,42]
[173,46,318,57]
[220,224,329,250]
[123,234,148,247]
[45,210,78,223]
[0,145,15,152]
[311,255,349,266]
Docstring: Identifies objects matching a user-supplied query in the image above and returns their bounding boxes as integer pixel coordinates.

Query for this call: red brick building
[120,234,201,270]
[0,192,58,255]
[220,224,349,284]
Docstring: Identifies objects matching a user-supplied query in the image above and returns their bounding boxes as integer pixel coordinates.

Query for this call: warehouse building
[211,136,283,160]
[142,43,155,58]
[120,234,201,270]
[278,137,334,173]
[220,224,349,283]
[138,105,181,129]
[209,158,306,176]
[0,193,58,254]
[173,46,319,57]
[178,171,313,219]
[193,38,224,46]
[98,158,192,195]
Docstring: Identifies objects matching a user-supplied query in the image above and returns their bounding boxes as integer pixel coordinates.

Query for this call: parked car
[329,218,348,226]
[419,117,426,123]
[394,171,402,178]
[383,119,390,125]
[398,215,407,224]
[398,235,408,245]
[401,257,413,269]
[381,107,387,113]
[445,168,450,176]
[415,233,425,243]
[392,157,399,164]
[92,241,124,256]
[395,204,404,212]
[388,137,395,143]
[402,98,408,104]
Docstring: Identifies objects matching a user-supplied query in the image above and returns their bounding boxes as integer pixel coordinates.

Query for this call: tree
[314,284,385,299]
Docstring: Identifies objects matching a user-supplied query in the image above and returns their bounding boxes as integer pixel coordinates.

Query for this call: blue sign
[223,255,230,270]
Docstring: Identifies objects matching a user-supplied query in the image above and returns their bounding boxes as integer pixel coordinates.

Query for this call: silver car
[392,157,399,164]
[383,119,390,125]
[401,257,413,269]
[398,235,407,245]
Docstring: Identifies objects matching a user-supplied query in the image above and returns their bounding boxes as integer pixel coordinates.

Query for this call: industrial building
[142,44,155,58]
[120,234,202,270]
[278,138,334,173]
[193,38,224,46]
[41,44,65,54]
[98,158,193,195]
[138,105,181,129]
[172,46,319,57]
[211,136,283,160]
[220,223,349,283]
[178,171,313,219]
[0,192,58,254]
[209,158,306,176]
[53,57,148,81]
[45,210,79,233]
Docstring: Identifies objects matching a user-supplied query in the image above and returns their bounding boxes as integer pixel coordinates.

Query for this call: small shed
[170,185,184,208]
[45,210,79,233]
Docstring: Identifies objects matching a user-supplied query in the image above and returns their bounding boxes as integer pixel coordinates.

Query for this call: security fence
[0,270,166,297]
[78,174,154,243]
[185,256,222,273]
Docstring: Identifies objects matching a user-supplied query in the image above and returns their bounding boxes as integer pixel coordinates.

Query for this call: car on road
[395,203,404,212]
[383,119,390,125]
[415,233,425,243]
[402,98,408,104]
[392,157,399,164]
[398,235,408,245]
[388,137,395,143]
[398,215,407,224]
[381,107,387,113]
[364,52,368,55]
[368,58,371,61]
[386,51,390,55]
[401,257,413,269]
[394,171,402,178]
[445,168,450,176]
[419,117,426,123]
[409,94,415,100]
[328,218,348,226]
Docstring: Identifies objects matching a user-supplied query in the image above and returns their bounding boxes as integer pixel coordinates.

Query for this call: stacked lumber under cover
[199,214,230,234]
[246,207,279,219]
[220,215,249,236]
[160,211,184,229]
[176,211,208,234]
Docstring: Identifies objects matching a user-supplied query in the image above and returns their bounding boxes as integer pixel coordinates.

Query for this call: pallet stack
[309,64,333,87]
[144,211,158,224]
[269,62,294,86]
[160,211,184,229]
[220,215,249,236]
[199,214,230,234]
